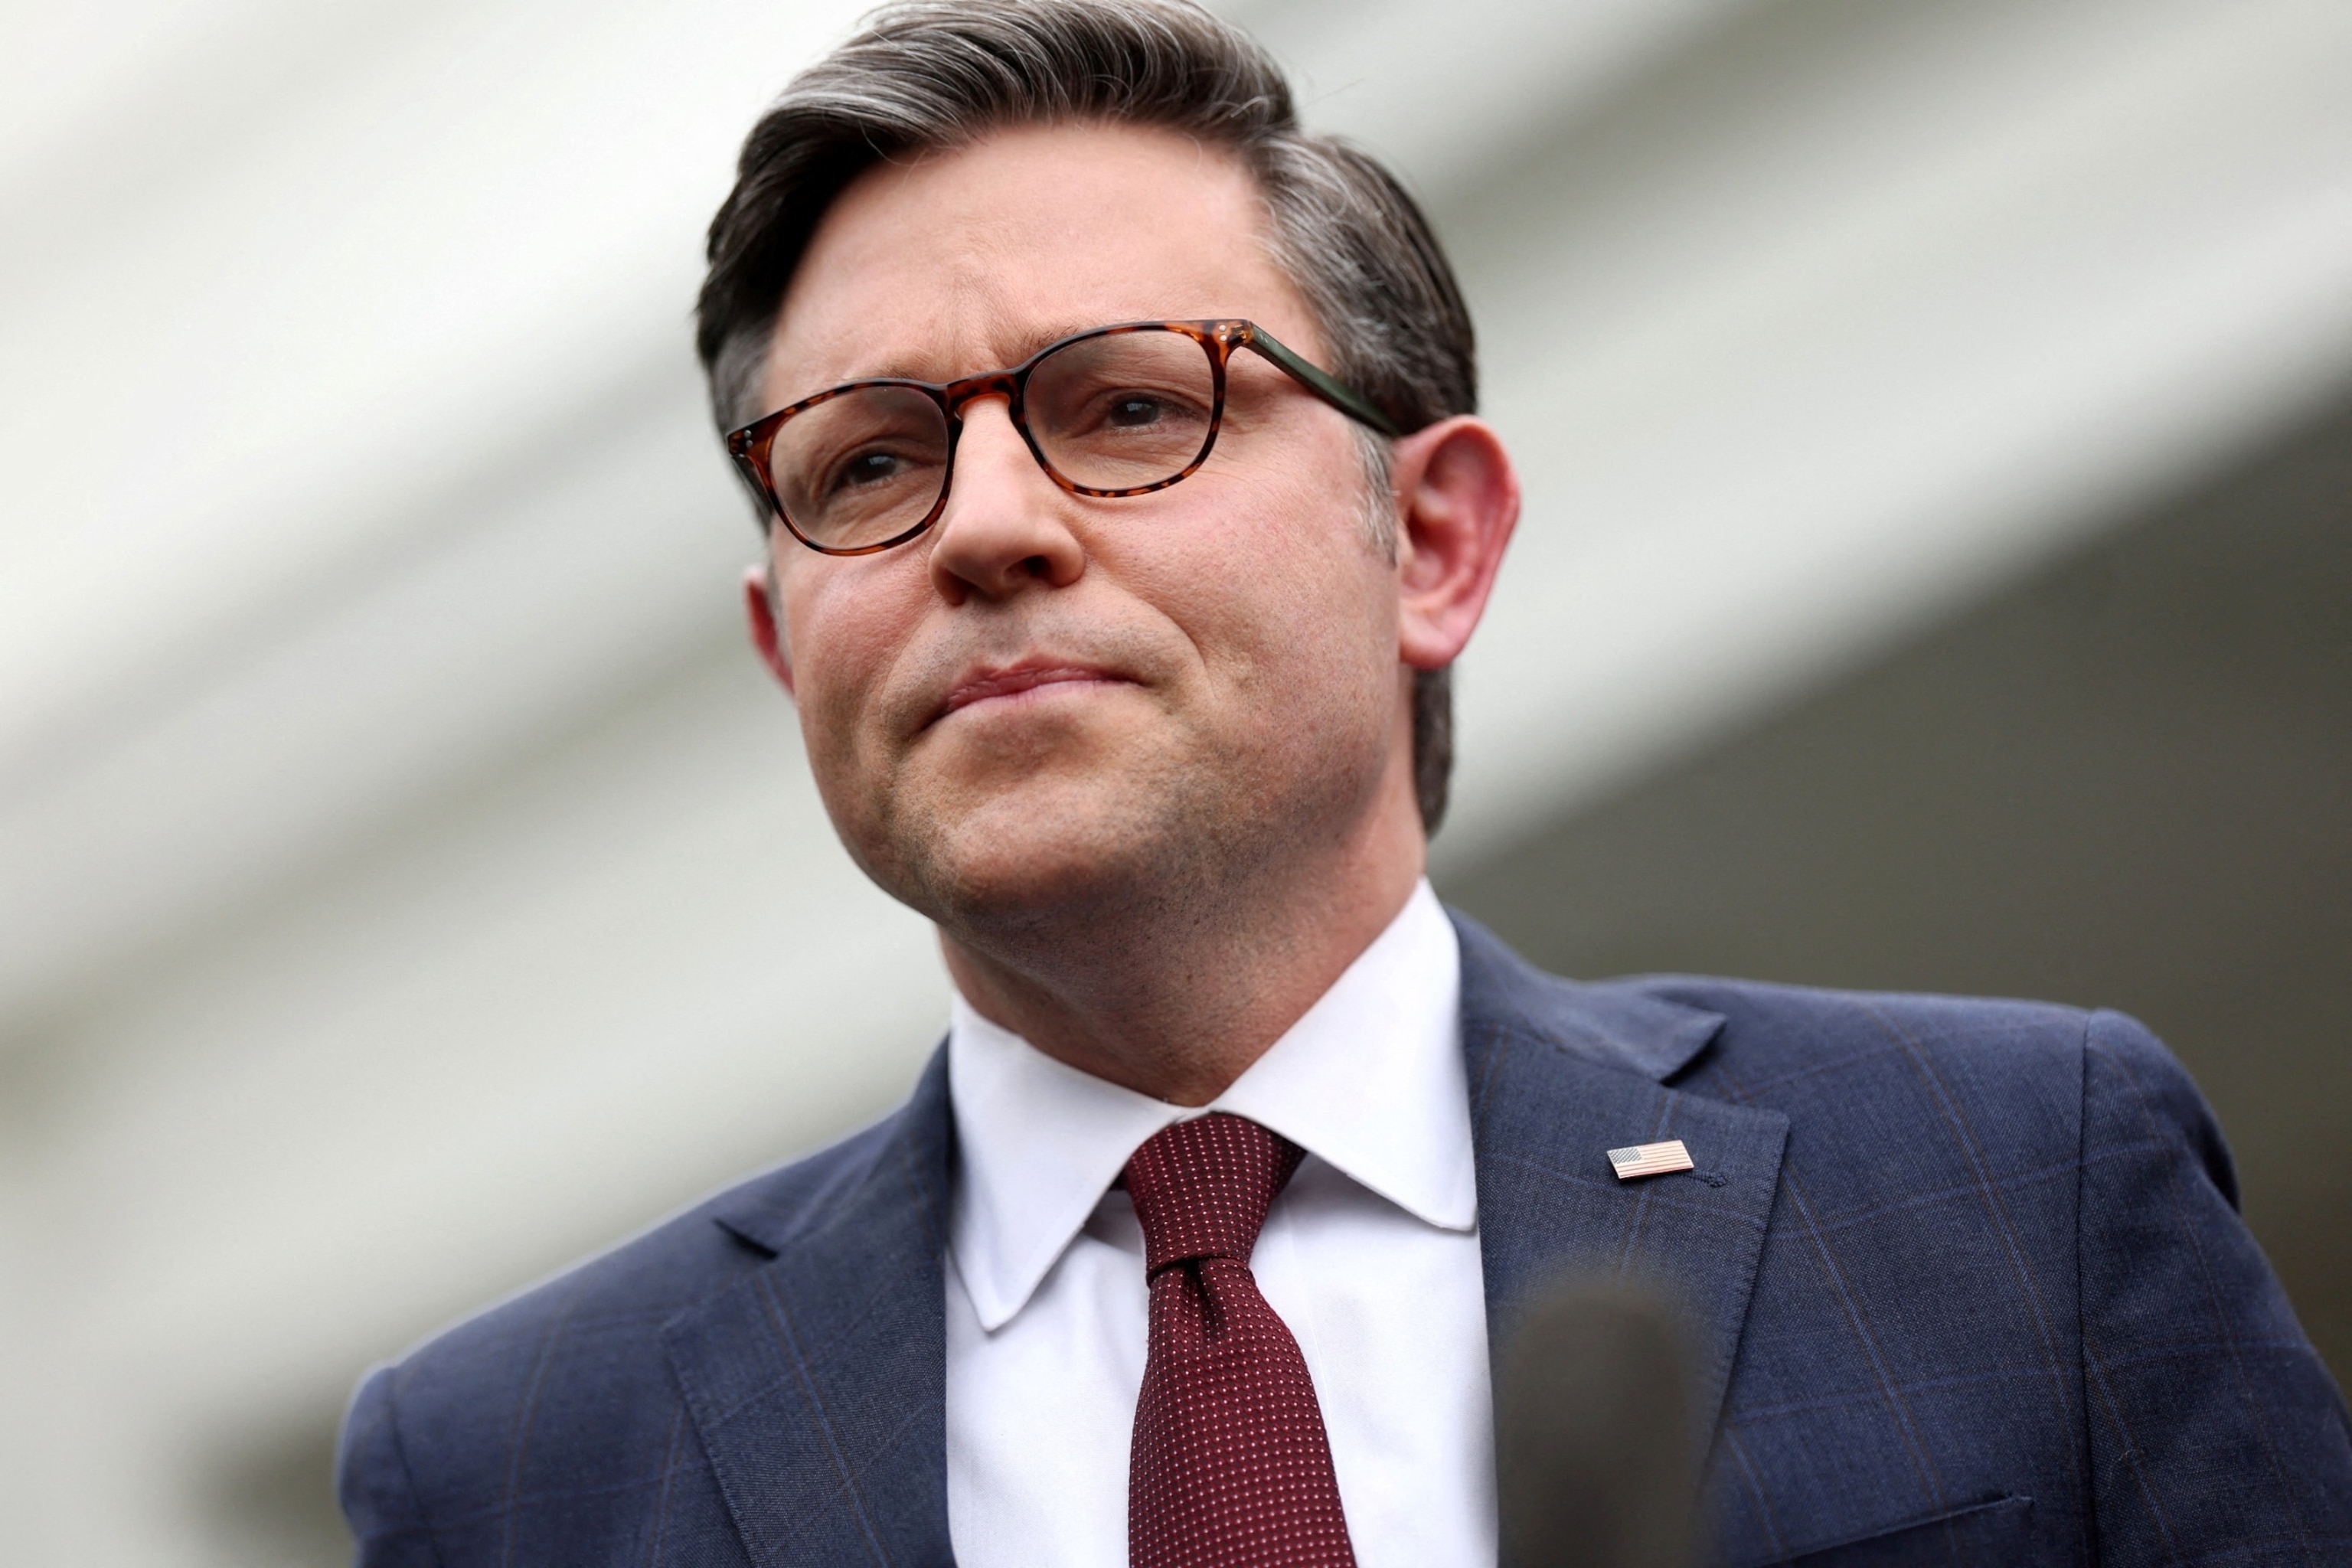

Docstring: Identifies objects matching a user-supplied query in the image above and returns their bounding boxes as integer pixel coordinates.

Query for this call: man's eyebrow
[797,319,1145,391]
[1016,319,1122,358]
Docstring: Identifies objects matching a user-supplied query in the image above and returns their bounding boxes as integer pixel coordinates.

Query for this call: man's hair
[696,0,1476,831]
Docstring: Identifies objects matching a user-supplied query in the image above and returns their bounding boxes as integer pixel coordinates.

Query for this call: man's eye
[834,449,906,490]
[1106,394,1172,427]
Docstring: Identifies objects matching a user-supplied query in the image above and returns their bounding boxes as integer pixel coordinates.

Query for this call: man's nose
[926,396,1087,604]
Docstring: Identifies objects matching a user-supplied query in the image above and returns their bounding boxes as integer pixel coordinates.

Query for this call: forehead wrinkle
[769,263,1008,405]
[769,243,1167,404]
[833,315,1155,388]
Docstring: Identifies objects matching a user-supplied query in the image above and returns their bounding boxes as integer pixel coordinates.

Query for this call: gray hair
[697,0,1475,831]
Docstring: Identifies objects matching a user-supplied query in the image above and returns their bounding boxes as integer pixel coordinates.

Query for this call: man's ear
[742,563,795,696]
[1389,416,1521,671]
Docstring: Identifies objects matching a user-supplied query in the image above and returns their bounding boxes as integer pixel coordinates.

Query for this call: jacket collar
[1453,910,1788,1444]
[664,1047,959,1567]
[665,913,1786,1563]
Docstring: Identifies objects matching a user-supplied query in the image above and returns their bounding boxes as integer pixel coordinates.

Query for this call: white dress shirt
[944,879,1494,1567]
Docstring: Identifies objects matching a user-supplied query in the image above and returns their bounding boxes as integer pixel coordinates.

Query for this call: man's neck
[938,816,1426,1106]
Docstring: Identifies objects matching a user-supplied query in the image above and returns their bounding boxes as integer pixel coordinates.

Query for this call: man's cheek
[797,679,875,804]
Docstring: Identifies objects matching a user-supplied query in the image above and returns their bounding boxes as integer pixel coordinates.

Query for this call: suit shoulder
[1449,912,2109,1104]
[369,1108,906,1400]
[1602,978,2116,1239]
[336,1092,943,1540]
[1597,977,2125,1174]
[1619,972,2097,1085]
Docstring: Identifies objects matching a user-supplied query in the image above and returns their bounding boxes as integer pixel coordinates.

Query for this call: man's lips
[930,662,1132,725]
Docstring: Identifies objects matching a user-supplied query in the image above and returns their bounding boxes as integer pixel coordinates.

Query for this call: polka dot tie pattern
[1123,1112,1358,1568]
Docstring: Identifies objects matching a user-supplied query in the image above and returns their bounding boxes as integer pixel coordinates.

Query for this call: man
[338,2,2352,1563]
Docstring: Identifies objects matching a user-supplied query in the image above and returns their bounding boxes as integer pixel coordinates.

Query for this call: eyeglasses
[726,319,1402,556]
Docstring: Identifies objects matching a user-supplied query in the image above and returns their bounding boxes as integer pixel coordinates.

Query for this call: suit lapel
[657,918,1782,1564]
[662,1048,957,1568]
[1455,913,1788,1439]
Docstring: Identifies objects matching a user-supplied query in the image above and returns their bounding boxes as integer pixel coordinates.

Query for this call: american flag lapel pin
[1608,1139,1694,1181]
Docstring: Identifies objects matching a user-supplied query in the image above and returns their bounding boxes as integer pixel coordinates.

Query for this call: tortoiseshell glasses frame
[724,318,1403,557]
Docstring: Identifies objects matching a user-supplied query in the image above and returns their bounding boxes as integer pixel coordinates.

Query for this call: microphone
[1494,1276,1704,1568]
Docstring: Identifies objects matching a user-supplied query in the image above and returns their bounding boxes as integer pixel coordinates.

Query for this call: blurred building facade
[2,1,2347,1562]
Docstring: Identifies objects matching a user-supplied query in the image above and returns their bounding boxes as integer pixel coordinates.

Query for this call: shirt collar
[948,879,1471,1331]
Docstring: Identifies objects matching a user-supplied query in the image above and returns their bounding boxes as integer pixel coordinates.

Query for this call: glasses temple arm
[1243,328,1404,437]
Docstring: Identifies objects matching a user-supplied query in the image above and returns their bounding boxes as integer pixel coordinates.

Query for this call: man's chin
[890,783,1204,936]
[925,822,1163,922]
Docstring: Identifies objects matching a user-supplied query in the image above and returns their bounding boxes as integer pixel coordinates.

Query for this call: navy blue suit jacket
[340,914,2352,1564]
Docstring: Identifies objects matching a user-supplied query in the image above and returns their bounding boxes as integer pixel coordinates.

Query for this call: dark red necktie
[1123,1113,1357,1567]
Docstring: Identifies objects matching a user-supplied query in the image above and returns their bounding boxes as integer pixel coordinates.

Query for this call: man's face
[759,122,1410,936]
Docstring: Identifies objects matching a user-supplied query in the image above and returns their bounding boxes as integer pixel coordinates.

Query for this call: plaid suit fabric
[341,914,2352,1566]
[338,1222,763,1568]
[1658,987,2347,1562]
[339,1073,960,1567]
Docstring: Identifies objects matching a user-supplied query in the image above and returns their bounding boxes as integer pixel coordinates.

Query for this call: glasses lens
[768,384,950,550]
[1026,330,1217,492]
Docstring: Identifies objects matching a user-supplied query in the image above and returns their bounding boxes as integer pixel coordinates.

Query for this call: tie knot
[1122,1113,1305,1278]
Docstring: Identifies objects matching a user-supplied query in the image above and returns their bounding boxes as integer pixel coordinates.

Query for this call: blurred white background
[5,1,2350,1561]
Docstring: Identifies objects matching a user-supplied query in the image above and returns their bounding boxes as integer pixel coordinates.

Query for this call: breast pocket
[1762,1494,2034,1566]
